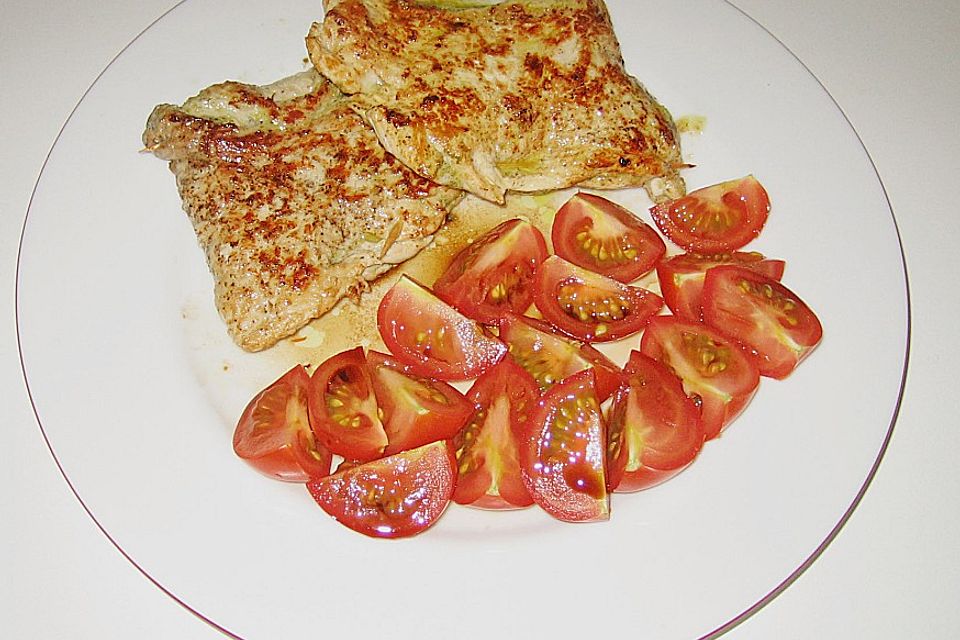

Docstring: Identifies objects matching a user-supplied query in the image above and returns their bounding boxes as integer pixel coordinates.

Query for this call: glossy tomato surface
[606,352,704,492]
[702,265,823,379]
[306,440,456,538]
[433,218,548,323]
[498,313,622,401]
[378,275,506,381]
[307,347,387,462]
[233,365,332,482]
[552,192,665,282]
[650,175,770,253]
[656,252,786,321]
[367,351,474,456]
[520,369,609,522]
[533,255,662,342]
[452,358,539,509]
[640,316,760,440]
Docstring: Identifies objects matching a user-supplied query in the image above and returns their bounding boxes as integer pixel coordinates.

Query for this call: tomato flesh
[702,265,823,379]
[552,192,665,282]
[233,365,332,482]
[498,313,622,401]
[433,218,548,323]
[378,275,506,381]
[306,441,456,538]
[520,369,609,522]
[606,352,704,492]
[452,358,539,509]
[650,175,770,253]
[366,350,474,455]
[307,347,387,462]
[656,251,786,321]
[640,316,760,440]
[534,255,662,342]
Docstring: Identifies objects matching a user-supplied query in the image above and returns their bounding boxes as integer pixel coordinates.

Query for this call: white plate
[17,0,908,638]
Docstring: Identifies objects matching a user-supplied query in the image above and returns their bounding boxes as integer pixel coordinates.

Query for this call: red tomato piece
[656,251,786,321]
[606,352,704,492]
[702,265,823,379]
[520,369,609,522]
[306,440,456,538]
[552,192,665,282]
[367,350,474,456]
[640,316,760,440]
[650,175,771,253]
[233,365,332,482]
[433,218,548,323]
[498,313,621,401]
[533,255,663,342]
[452,358,539,509]
[307,347,387,462]
[378,275,506,381]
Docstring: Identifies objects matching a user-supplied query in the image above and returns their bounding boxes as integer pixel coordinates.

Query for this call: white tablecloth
[3,1,958,637]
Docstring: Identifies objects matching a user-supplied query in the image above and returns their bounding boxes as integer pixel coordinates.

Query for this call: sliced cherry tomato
[452,358,539,509]
[650,175,770,253]
[552,192,665,282]
[233,365,332,482]
[533,255,662,342]
[606,352,704,492]
[307,347,387,462]
[640,316,760,440]
[367,350,474,455]
[498,313,621,401]
[520,369,609,522]
[378,275,506,381]
[306,440,456,538]
[433,218,548,323]
[656,251,786,321]
[702,265,823,379]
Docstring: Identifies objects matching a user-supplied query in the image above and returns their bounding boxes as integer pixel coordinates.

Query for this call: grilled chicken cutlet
[143,70,462,351]
[307,0,685,204]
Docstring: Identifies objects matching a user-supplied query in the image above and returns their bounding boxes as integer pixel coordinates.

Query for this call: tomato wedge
[656,251,786,321]
[367,350,474,456]
[306,440,456,538]
[640,316,760,440]
[498,313,621,401]
[702,265,823,379]
[233,365,332,482]
[378,275,506,381]
[520,369,609,522]
[307,347,387,462]
[552,192,665,282]
[452,358,539,509]
[433,218,548,323]
[606,352,704,492]
[533,255,662,342]
[650,175,770,253]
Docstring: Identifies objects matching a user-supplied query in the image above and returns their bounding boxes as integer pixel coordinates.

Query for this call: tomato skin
[702,265,823,379]
[233,365,332,482]
[452,357,539,509]
[433,218,548,323]
[640,316,760,440]
[552,192,666,282]
[367,351,474,456]
[656,252,786,321]
[378,275,506,381]
[498,313,622,401]
[520,369,609,522]
[307,347,388,462]
[533,255,663,342]
[650,175,770,253]
[606,352,704,492]
[306,440,456,539]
